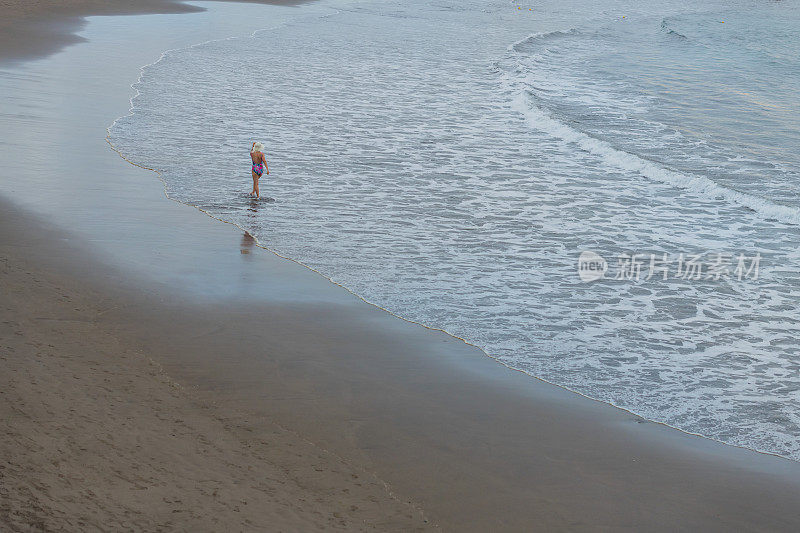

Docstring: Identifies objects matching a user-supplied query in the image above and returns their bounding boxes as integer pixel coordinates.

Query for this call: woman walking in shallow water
[250,141,269,198]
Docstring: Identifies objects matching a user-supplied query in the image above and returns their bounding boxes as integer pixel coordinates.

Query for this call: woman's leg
[251,171,259,197]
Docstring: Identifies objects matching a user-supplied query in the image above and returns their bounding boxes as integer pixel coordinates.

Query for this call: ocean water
[109,0,800,458]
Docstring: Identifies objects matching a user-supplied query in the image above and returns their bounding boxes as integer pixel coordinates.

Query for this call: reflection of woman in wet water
[250,141,269,198]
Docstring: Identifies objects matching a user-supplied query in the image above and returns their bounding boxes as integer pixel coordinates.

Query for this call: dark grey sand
[0,0,306,64]
[0,199,433,530]
[2,1,800,531]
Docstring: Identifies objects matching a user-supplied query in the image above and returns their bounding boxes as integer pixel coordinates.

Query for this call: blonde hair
[252,141,264,153]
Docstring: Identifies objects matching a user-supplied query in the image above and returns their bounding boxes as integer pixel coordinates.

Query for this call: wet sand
[2,1,800,531]
[0,199,431,531]
[0,0,305,64]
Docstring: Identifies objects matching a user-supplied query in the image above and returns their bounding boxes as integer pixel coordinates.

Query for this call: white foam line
[504,25,800,226]
[509,92,800,225]
[506,28,578,51]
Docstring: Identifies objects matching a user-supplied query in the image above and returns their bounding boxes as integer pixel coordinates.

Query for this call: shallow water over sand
[109,0,800,459]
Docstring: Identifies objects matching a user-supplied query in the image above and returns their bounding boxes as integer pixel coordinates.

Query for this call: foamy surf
[508,92,800,225]
[507,28,579,52]
[108,0,800,461]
